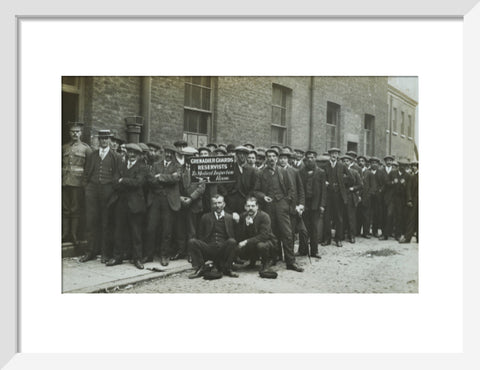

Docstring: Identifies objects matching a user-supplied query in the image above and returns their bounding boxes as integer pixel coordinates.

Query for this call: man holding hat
[322,147,352,247]
[62,122,92,245]
[254,147,303,272]
[298,150,327,258]
[107,143,147,269]
[80,129,121,263]
[144,145,181,265]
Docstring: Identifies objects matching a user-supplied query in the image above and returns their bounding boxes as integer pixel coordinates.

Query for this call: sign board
[189,155,236,183]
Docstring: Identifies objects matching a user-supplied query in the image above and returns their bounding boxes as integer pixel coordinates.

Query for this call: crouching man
[187,194,238,279]
[234,197,276,273]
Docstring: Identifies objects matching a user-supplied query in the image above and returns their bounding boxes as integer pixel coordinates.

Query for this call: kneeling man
[188,194,238,278]
[235,197,276,272]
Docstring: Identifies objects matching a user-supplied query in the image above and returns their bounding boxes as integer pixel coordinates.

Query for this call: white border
[3,0,479,368]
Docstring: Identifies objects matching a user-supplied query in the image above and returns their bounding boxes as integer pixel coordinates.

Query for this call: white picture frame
[3,0,479,368]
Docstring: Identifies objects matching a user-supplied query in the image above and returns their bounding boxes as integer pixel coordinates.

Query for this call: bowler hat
[203,270,223,280]
[174,140,187,147]
[259,270,278,279]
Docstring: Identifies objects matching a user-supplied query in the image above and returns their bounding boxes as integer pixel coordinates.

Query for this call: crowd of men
[62,122,419,279]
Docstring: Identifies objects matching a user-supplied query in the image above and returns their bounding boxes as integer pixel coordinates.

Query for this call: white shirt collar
[215,210,225,220]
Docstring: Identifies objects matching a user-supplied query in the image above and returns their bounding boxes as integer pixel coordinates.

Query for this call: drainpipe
[141,76,152,143]
[308,76,314,150]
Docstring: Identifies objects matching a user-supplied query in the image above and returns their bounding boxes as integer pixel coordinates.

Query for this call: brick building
[62,76,418,160]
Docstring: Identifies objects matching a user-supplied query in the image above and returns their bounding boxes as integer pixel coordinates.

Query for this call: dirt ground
[117,237,418,294]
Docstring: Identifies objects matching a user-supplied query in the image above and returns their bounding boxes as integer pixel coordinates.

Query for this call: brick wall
[78,76,414,160]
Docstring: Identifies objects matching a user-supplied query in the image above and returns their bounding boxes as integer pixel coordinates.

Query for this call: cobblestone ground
[116,236,418,294]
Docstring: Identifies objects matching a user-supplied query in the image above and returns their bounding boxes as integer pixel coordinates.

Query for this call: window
[271,84,291,145]
[408,115,412,137]
[347,141,358,153]
[401,111,405,135]
[326,102,341,150]
[364,114,375,156]
[184,77,212,147]
[392,107,397,132]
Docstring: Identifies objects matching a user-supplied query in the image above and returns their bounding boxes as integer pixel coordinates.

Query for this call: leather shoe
[133,260,144,270]
[141,256,153,264]
[101,256,108,264]
[399,237,410,244]
[106,258,122,266]
[361,234,371,239]
[336,241,343,248]
[223,270,239,278]
[321,240,331,246]
[286,264,304,272]
[188,266,204,279]
[79,253,95,263]
[160,256,169,266]
[311,254,322,259]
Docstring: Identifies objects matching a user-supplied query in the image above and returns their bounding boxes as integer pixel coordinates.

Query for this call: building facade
[62,76,418,160]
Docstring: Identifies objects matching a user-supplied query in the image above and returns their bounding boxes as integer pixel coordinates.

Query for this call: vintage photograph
[61,76,419,293]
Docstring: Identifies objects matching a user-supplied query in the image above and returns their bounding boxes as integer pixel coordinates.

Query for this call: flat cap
[340,155,354,161]
[234,145,250,153]
[207,143,218,148]
[138,143,150,152]
[125,143,143,153]
[163,144,178,153]
[294,148,305,154]
[327,147,341,153]
[346,151,358,158]
[384,155,395,161]
[357,155,368,162]
[213,147,227,154]
[197,146,211,153]
[265,147,279,156]
[305,149,318,157]
[243,142,255,149]
[279,148,294,157]
[147,142,162,150]
[369,156,381,163]
[67,121,84,129]
[226,144,236,152]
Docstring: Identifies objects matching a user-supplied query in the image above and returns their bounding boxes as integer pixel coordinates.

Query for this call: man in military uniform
[80,129,121,263]
[62,122,92,245]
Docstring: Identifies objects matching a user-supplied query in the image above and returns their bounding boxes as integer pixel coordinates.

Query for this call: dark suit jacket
[379,167,399,204]
[284,166,305,214]
[219,163,257,199]
[180,165,206,214]
[235,210,276,246]
[345,167,363,206]
[406,172,418,205]
[360,167,375,200]
[110,160,147,214]
[147,160,181,211]
[198,211,236,242]
[84,149,121,186]
[324,161,352,204]
[299,166,327,211]
[254,165,294,203]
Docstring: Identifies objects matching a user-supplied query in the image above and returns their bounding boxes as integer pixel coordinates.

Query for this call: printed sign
[189,155,236,183]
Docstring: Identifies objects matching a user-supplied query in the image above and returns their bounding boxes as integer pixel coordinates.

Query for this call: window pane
[184,84,191,106]
[326,124,336,148]
[280,108,286,125]
[201,88,210,110]
[199,114,209,134]
[191,85,201,108]
[271,126,285,145]
[273,87,282,106]
[272,106,282,125]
